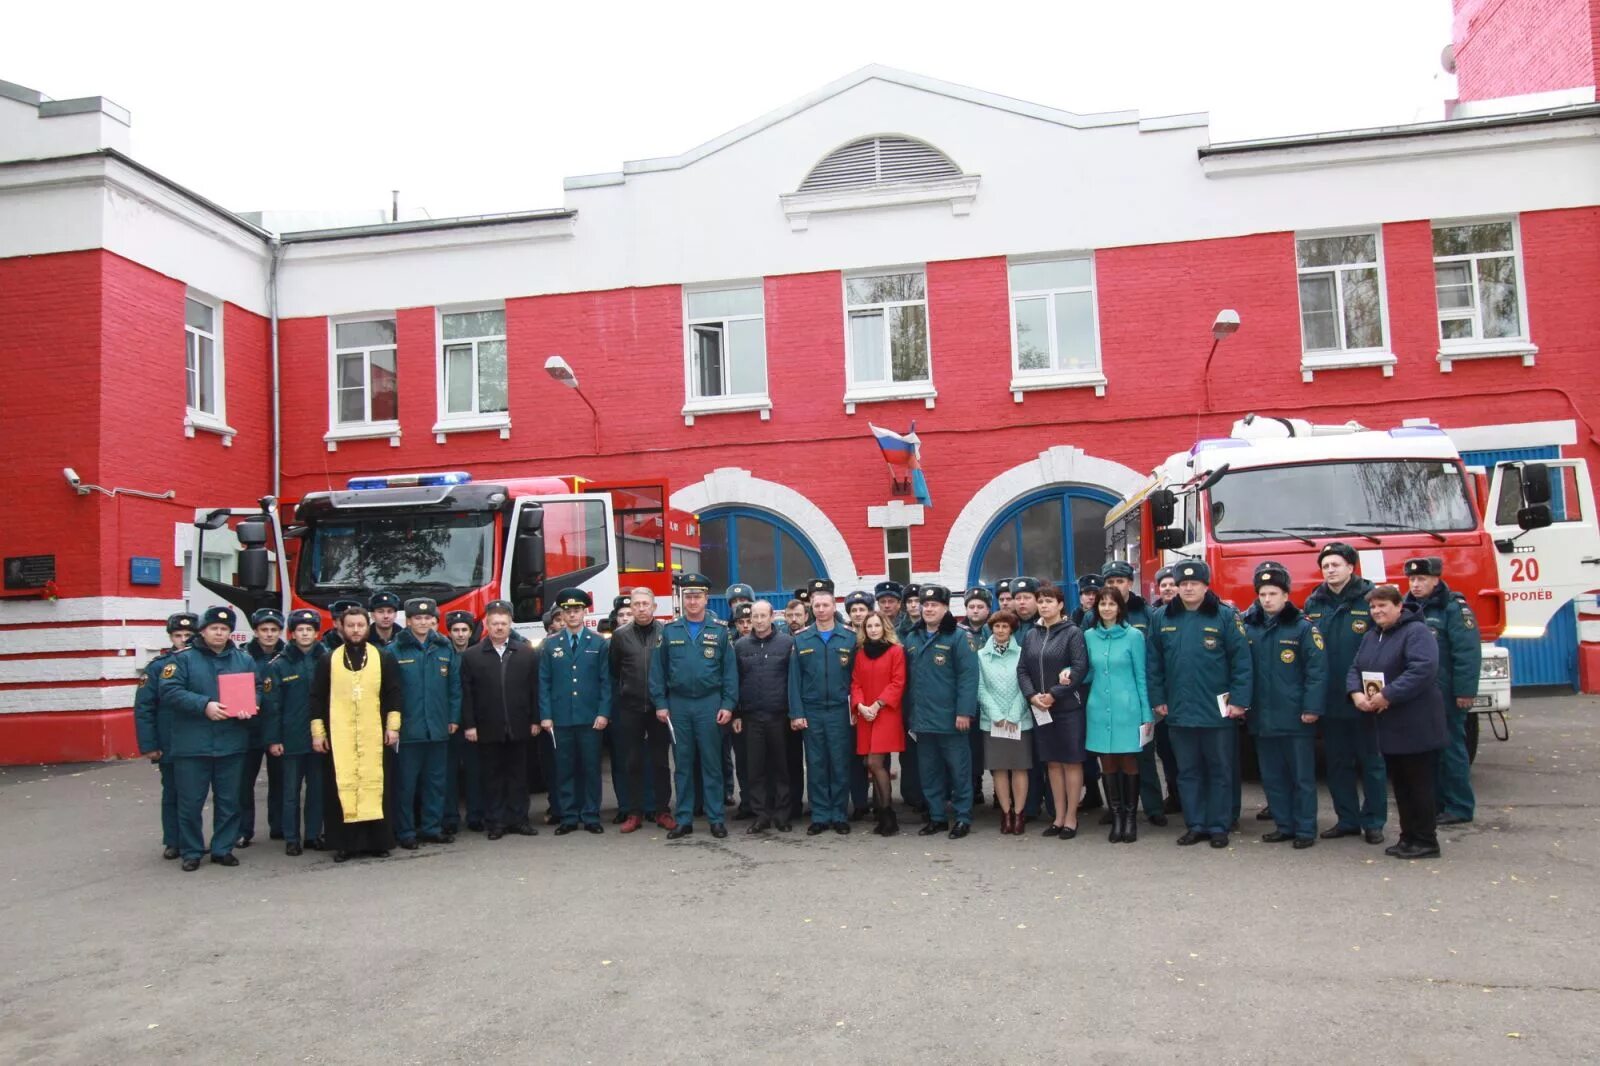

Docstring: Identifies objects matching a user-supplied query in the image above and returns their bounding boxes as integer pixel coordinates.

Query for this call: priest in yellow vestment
[311,606,402,861]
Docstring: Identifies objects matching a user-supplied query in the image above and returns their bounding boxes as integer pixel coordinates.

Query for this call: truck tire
[1466,712,1480,765]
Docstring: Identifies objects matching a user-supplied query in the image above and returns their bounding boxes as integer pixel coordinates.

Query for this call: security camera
[63,468,82,490]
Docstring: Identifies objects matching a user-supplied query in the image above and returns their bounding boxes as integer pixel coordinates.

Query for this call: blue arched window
[699,507,826,615]
[968,488,1116,602]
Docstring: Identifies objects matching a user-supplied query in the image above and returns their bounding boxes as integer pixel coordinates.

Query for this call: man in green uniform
[240,608,286,848]
[905,584,980,839]
[789,579,857,835]
[650,573,738,840]
[961,587,993,805]
[1404,556,1481,825]
[540,588,613,834]
[392,598,461,849]
[442,610,484,833]
[368,591,402,648]
[133,612,197,860]
[877,580,923,814]
[159,606,256,871]
[1147,560,1253,849]
[1304,542,1386,845]
[263,609,327,855]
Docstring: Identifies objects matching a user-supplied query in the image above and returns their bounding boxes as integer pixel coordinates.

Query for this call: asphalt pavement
[1,694,1597,1064]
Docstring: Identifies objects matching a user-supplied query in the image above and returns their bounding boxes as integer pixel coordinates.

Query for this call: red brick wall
[1453,0,1598,101]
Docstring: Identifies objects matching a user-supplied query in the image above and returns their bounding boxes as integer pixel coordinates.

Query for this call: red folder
[218,672,258,719]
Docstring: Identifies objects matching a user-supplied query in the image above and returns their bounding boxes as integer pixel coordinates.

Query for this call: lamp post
[544,355,602,453]
[1201,309,1241,414]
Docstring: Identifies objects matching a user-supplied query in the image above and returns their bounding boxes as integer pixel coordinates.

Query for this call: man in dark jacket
[442,610,484,833]
[460,600,541,839]
[240,608,286,847]
[610,587,674,833]
[735,600,795,833]
[1403,556,1482,826]
[133,612,197,860]
[904,585,980,838]
[263,609,327,855]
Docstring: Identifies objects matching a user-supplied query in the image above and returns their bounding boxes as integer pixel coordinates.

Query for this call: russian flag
[869,421,933,508]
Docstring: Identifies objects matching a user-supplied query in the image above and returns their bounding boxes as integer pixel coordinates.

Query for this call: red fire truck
[188,472,698,640]
[1104,415,1600,757]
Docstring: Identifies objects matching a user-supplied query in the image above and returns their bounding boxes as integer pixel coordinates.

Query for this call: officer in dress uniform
[540,588,614,834]
[789,579,858,835]
[844,590,874,630]
[391,598,461,849]
[322,599,363,649]
[876,580,923,814]
[134,612,198,860]
[240,608,286,847]
[1099,561,1169,827]
[1072,574,1104,628]
[650,573,739,839]
[1304,542,1386,845]
[442,610,485,832]
[1146,566,1182,811]
[1147,560,1253,849]
[159,606,257,871]
[905,584,981,838]
[1242,563,1327,848]
[961,587,994,805]
[995,578,1014,614]
[263,609,327,855]
[1403,556,1482,826]
[368,591,402,648]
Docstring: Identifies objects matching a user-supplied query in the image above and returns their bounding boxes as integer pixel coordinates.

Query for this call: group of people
[134,540,1480,868]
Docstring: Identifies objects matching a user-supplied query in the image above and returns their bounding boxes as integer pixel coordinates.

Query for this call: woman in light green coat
[1084,588,1153,843]
[977,610,1032,834]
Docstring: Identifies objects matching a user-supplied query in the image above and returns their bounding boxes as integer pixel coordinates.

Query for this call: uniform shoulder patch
[262,677,273,692]
[1460,607,1476,629]
[137,674,147,688]
[160,663,177,679]
[1311,629,1325,651]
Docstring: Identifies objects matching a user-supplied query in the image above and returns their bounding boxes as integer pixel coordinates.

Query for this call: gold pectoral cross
[350,682,364,702]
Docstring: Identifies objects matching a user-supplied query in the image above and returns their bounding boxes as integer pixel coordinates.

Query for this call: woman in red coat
[852,610,906,836]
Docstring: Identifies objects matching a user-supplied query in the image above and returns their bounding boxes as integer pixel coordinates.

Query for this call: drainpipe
[268,236,284,498]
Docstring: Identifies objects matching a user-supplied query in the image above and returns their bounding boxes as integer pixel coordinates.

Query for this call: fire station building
[3,4,1600,761]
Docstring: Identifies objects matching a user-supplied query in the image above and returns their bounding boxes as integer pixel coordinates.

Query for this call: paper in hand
[1217,692,1230,718]
[1360,672,1386,699]
[1139,721,1155,747]
[1031,707,1053,726]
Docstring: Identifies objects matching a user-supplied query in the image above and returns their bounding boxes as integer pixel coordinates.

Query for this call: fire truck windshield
[296,511,495,600]
[1208,460,1476,543]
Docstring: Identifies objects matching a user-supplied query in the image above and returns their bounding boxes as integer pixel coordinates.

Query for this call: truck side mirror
[236,518,269,546]
[519,508,544,534]
[1153,528,1187,551]
[1516,504,1553,532]
[512,531,546,595]
[238,547,270,590]
[1148,488,1176,529]
[1519,463,1552,507]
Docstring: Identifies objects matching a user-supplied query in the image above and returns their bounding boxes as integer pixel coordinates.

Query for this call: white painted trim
[681,396,773,424]
[866,501,926,528]
[1445,419,1576,453]
[781,174,980,231]
[1009,371,1108,399]
[938,446,1146,587]
[280,215,575,261]
[0,656,145,684]
[0,685,137,715]
[0,596,183,624]
[669,467,859,588]
[1,626,168,656]
[1299,350,1397,382]
[842,267,935,402]
[1437,342,1538,372]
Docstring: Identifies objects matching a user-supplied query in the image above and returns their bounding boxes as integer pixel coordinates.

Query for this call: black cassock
[311,641,402,854]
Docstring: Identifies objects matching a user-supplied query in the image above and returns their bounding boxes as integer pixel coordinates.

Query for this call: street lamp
[544,355,602,452]
[1201,309,1241,414]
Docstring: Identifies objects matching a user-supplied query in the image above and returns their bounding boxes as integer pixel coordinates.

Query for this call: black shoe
[307,836,328,851]
[1147,812,1169,828]
[1364,828,1385,845]
[948,823,970,840]
[832,821,850,835]
[1436,812,1471,826]
[420,832,455,845]
[511,823,539,836]
[1385,838,1410,856]
[1176,830,1210,846]
[746,819,770,835]
[181,858,200,872]
[710,823,728,839]
[776,821,793,833]
[399,838,419,850]
[918,822,949,836]
[1057,825,1077,840]
[554,824,579,836]
[334,850,351,862]
[1255,807,1274,821]
[285,842,303,856]
[1293,837,1315,849]
[1041,824,1061,838]
[486,828,505,841]
[236,836,252,849]
[612,811,628,825]
[1210,833,1230,849]
[807,823,829,836]
[269,829,285,840]
[1393,841,1441,859]
[880,808,900,837]
[667,825,694,840]
[734,808,754,821]
[1261,831,1293,843]
[162,846,180,861]
[1320,825,1360,839]
[467,820,485,832]
[374,850,390,859]
[584,823,604,835]
[210,853,240,867]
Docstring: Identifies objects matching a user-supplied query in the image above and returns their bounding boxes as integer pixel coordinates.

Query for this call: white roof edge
[0,77,130,126]
[1138,112,1210,132]
[561,64,1198,187]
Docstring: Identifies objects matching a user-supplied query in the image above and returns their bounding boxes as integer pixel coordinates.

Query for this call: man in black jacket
[609,587,675,833]
[734,601,795,833]
[460,600,541,839]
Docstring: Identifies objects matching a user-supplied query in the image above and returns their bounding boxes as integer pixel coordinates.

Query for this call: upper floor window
[1296,233,1385,353]
[1010,258,1100,380]
[185,295,223,422]
[845,271,930,396]
[439,308,507,421]
[332,318,398,427]
[686,286,768,404]
[1433,220,1527,346]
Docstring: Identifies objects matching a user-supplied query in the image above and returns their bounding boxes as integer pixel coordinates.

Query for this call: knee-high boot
[1104,771,1125,843]
[1121,772,1140,843]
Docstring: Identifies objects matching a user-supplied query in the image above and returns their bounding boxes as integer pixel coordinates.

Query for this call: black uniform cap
[483,599,514,617]
[918,584,952,605]
[404,598,438,617]
[732,602,753,621]
[1010,576,1041,595]
[873,581,903,601]
[368,591,401,610]
[555,587,592,610]
[1253,561,1292,593]
[1404,556,1444,577]
[808,578,835,597]
[444,610,476,629]
[964,586,994,607]
[844,591,874,610]
[1101,560,1136,581]
[1317,542,1360,567]
[329,598,364,614]
[200,605,237,629]
[287,608,321,631]
[166,612,200,633]
[1173,560,1211,585]
[1077,574,1104,593]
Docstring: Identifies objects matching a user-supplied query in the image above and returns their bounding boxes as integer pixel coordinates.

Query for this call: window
[1009,258,1104,392]
[971,490,1112,604]
[438,308,507,424]
[884,526,912,586]
[845,272,931,400]
[331,319,398,428]
[699,509,824,603]
[685,286,768,412]
[184,295,226,430]
[1296,234,1385,353]
[1209,460,1476,541]
[1433,220,1529,349]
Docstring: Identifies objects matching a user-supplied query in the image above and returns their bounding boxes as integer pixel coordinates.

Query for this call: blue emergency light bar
[1387,426,1447,437]
[348,471,472,490]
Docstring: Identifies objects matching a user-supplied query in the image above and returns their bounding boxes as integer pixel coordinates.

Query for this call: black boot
[871,806,887,836]
[1104,772,1125,843]
[1121,773,1140,843]
[880,806,900,837]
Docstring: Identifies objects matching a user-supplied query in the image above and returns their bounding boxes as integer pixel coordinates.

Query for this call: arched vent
[797,136,961,193]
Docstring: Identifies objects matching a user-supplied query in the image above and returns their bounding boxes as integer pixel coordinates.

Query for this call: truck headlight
[1480,658,1510,680]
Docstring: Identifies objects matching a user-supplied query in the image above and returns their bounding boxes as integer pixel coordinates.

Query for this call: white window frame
[681,281,772,425]
[884,526,912,586]
[1006,254,1107,400]
[183,290,234,444]
[1292,228,1397,382]
[1431,215,1538,372]
[325,313,401,451]
[433,302,511,440]
[841,267,936,413]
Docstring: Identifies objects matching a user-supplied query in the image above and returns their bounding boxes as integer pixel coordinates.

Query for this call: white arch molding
[670,468,860,589]
[937,446,1146,586]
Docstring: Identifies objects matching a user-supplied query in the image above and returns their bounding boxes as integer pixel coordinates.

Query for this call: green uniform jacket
[649,617,739,712]
[133,647,180,760]
[1303,577,1375,720]
[1240,601,1327,737]
[1147,591,1253,729]
[539,625,613,727]
[263,642,326,755]
[1405,582,1482,703]
[1123,594,1156,638]
[246,639,285,750]
[158,641,256,758]
[393,629,462,741]
[903,616,979,735]
[787,624,855,718]
[958,621,990,655]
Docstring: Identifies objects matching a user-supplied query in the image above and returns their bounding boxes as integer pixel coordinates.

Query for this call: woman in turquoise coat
[1084,587,1153,843]
[976,610,1032,834]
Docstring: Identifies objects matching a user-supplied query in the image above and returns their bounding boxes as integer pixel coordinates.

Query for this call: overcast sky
[5,0,1458,220]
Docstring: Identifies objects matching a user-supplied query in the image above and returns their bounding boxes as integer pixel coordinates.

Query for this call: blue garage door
[1461,445,1579,688]
[967,488,1118,604]
[699,508,826,620]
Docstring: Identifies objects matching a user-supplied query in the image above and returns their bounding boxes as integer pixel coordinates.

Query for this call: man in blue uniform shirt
[392,598,461,849]
[905,584,980,839]
[789,579,857,835]
[240,608,286,847]
[1403,556,1482,826]
[540,588,613,834]
[263,609,328,855]
[133,612,197,860]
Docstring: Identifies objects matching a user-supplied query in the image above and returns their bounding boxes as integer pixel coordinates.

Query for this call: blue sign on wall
[129,556,162,586]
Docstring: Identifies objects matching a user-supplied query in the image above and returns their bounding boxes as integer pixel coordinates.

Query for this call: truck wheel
[1466,712,1480,765]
